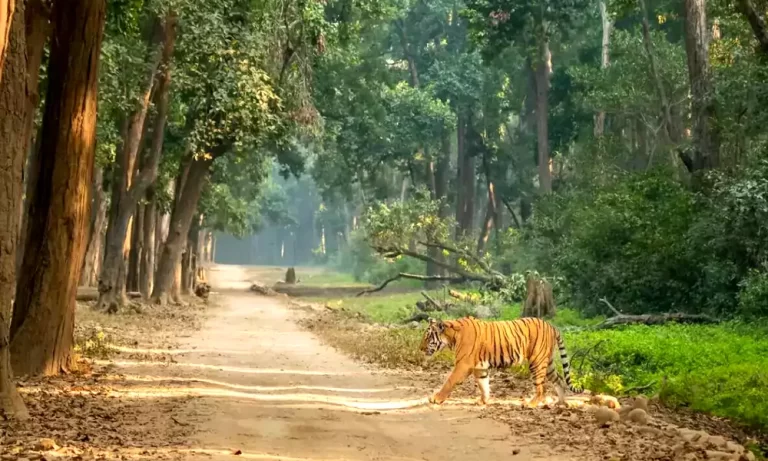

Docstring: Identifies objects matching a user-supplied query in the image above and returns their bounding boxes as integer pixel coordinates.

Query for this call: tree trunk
[683,0,719,171]
[97,14,174,311]
[182,215,201,295]
[14,0,49,276]
[594,0,612,137]
[0,0,28,420]
[455,111,475,237]
[152,154,215,304]
[11,0,105,376]
[140,188,156,298]
[0,1,14,79]
[127,204,143,292]
[534,34,552,193]
[80,166,107,286]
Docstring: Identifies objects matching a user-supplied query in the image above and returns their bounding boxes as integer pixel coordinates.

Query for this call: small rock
[594,407,619,427]
[671,442,686,456]
[633,395,649,411]
[512,448,520,455]
[627,408,649,424]
[725,442,743,454]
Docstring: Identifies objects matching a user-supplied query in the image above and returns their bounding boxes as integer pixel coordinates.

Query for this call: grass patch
[300,270,369,287]
[566,321,768,432]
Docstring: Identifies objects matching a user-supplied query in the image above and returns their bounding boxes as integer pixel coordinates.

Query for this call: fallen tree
[594,298,719,329]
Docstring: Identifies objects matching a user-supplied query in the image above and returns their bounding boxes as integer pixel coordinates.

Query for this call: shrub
[737,269,768,318]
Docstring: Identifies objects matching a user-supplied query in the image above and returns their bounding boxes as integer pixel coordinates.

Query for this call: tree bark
[140,187,156,298]
[534,34,552,193]
[0,0,14,80]
[11,0,105,376]
[683,0,719,171]
[97,13,175,311]
[455,111,475,238]
[152,153,217,304]
[182,215,201,295]
[0,0,28,420]
[80,166,107,286]
[127,203,143,292]
[594,0,612,137]
[14,0,50,276]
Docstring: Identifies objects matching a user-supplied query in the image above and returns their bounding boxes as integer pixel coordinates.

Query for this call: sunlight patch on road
[22,385,429,411]
[42,446,378,460]
[94,359,364,376]
[105,345,255,356]
[107,375,408,394]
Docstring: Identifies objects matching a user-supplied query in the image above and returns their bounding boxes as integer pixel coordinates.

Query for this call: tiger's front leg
[473,368,491,405]
[429,363,472,405]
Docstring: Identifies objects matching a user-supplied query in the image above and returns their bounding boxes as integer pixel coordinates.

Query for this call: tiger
[420,316,581,407]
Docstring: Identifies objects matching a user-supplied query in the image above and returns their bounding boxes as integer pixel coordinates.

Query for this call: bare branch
[598,297,623,316]
[356,273,466,297]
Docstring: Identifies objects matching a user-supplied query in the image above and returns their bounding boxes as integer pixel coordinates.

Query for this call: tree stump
[285,267,297,284]
[521,274,556,318]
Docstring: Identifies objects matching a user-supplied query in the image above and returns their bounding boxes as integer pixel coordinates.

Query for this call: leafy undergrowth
[303,292,768,454]
[1,297,213,460]
[566,323,768,435]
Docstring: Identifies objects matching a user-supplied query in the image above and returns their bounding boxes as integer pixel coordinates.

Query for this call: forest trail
[129,264,574,461]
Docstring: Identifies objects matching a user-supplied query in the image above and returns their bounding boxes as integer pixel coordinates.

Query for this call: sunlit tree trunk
[140,188,156,298]
[11,0,106,376]
[0,0,28,421]
[534,32,552,192]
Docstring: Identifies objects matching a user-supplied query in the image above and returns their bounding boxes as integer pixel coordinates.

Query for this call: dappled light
[94,359,364,376]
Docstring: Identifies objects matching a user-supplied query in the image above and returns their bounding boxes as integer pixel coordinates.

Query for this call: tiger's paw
[475,397,489,406]
[523,398,543,409]
[429,393,446,405]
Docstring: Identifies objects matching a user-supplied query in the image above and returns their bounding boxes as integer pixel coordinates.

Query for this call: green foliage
[737,269,768,318]
[566,322,768,430]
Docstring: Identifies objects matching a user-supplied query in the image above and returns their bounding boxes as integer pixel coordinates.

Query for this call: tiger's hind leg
[525,360,548,408]
[546,357,568,407]
[473,367,490,405]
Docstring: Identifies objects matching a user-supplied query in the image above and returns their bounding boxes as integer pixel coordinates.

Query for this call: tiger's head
[420,318,453,356]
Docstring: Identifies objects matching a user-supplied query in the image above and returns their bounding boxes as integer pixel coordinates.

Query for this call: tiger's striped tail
[556,330,582,393]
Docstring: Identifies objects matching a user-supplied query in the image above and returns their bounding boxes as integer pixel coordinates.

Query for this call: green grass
[299,270,369,287]
[565,322,768,431]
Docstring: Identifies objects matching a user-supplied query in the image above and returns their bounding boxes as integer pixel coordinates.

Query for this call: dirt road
[127,265,573,461]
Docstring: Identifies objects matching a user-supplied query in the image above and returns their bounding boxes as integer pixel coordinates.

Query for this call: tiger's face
[420,318,450,356]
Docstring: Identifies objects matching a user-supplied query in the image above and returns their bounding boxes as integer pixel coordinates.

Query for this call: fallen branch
[420,291,441,310]
[448,289,479,303]
[402,312,430,324]
[76,287,142,302]
[598,297,623,316]
[356,273,465,297]
[595,312,719,329]
[375,245,493,283]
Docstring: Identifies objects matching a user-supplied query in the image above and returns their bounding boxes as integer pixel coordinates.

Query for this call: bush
[527,164,768,316]
[737,269,768,318]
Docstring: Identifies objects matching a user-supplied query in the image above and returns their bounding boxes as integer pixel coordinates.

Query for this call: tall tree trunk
[594,0,612,137]
[0,0,28,420]
[14,0,49,276]
[127,204,143,292]
[182,215,200,295]
[80,166,107,286]
[152,154,216,304]
[11,0,105,376]
[455,111,475,237]
[683,0,719,171]
[140,187,156,298]
[97,14,173,311]
[534,34,552,193]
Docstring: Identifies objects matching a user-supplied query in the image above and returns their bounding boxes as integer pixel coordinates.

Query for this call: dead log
[76,287,141,302]
[356,273,465,297]
[250,282,277,296]
[402,312,430,324]
[594,298,719,329]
